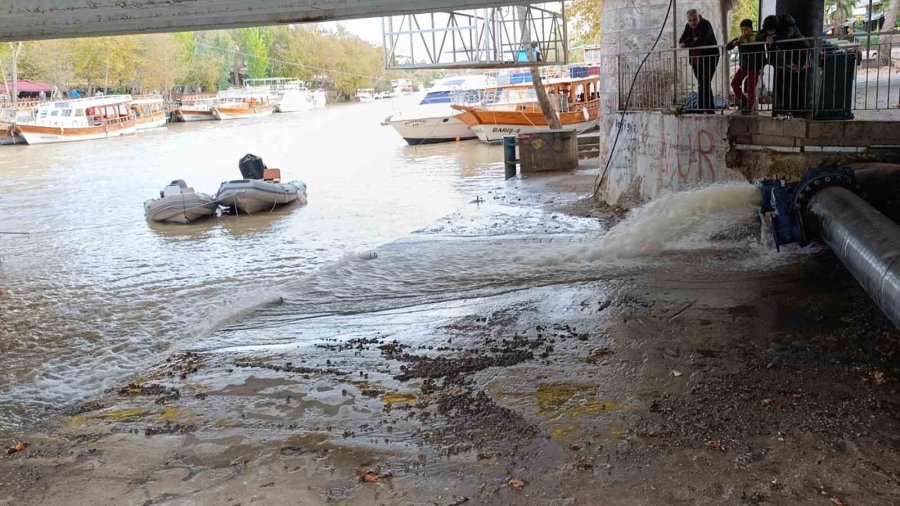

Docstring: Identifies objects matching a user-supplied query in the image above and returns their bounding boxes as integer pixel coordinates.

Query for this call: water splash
[532,183,763,265]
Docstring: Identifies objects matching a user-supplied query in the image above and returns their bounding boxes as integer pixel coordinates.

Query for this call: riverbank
[2,167,900,505]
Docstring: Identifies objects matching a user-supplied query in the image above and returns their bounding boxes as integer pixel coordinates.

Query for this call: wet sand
[3,171,900,505]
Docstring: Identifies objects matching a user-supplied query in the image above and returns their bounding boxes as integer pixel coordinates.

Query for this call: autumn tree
[569,0,603,45]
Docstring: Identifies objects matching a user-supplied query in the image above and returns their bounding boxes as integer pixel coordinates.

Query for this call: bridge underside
[0,0,534,42]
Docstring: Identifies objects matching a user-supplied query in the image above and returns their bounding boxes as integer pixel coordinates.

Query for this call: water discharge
[0,101,776,432]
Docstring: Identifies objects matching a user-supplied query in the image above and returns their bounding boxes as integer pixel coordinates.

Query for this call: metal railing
[617,32,900,117]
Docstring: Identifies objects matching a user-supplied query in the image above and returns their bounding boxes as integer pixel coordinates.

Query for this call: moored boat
[131,96,167,130]
[244,77,326,113]
[385,74,494,145]
[355,88,375,102]
[173,95,217,122]
[15,95,137,145]
[144,180,217,224]
[216,154,307,214]
[451,75,601,144]
[213,94,274,120]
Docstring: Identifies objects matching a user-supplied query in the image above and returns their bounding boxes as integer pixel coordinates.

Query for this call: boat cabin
[23,95,134,128]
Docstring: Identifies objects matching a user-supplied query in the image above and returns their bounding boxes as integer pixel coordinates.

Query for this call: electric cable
[592,0,675,197]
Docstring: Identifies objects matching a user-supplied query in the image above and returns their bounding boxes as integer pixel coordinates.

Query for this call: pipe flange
[792,167,864,213]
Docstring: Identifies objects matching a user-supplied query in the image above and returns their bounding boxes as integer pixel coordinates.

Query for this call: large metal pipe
[807,186,900,329]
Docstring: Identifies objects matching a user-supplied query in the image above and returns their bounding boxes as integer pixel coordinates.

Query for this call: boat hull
[135,111,168,130]
[216,180,307,214]
[175,110,215,122]
[389,115,475,145]
[469,118,598,144]
[213,105,274,120]
[144,193,217,224]
[16,121,138,145]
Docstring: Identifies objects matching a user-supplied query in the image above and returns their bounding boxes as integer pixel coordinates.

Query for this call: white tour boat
[216,154,308,214]
[245,78,327,113]
[355,88,375,102]
[15,95,137,144]
[213,92,274,120]
[173,95,217,122]
[385,74,495,145]
[131,96,167,130]
[144,180,217,224]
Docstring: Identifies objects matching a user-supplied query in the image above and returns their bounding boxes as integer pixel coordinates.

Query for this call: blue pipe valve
[756,167,862,250]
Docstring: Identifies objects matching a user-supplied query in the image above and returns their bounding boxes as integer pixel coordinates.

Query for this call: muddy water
[0,93,778,435]
[0,96,516,431]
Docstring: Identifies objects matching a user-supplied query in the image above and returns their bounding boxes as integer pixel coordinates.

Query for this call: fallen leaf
[761,398,773,406]
[508,479,527,489]
[873,372,887,386]
[705,440,723,451]
[357,470,384,483]
[6,442,28,455]
[830,497,847,506]
[672,370,683,377]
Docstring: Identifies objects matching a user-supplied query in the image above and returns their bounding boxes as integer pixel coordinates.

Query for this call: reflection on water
[0,98,511,430]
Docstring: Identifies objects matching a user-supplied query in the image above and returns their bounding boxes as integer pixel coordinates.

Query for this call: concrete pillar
[776,0,823,37]
[518,130,579,174]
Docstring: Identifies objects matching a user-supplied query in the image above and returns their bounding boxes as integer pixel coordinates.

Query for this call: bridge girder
[0,0,535,42]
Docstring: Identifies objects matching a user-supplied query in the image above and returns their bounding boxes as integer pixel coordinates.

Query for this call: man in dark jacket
[679,9,719,112]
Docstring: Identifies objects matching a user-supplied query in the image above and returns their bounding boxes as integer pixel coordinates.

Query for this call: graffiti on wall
[606,113,739,204]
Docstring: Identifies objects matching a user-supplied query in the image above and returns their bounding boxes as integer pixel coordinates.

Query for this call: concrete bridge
[0,0,531,42]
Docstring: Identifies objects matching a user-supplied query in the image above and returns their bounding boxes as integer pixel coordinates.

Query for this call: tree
[879,0,898,66]
[234,27,270,81]
[730,0,761,39]
[8,42,23,104]
[825,0,856,27]
[569,0,603,45]
[135,34,186,94]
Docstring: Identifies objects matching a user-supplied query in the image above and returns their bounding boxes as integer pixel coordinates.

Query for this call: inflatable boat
[216,154,308,214]
[144,180,217,224]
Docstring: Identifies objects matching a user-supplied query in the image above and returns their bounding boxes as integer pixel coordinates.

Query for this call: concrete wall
[598,0,731,164]
[600,111,746,205]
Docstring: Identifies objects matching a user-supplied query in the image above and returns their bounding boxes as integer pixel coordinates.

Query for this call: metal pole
[672,0,679,106]
[807,186,900,330]
[865,0,873,106]
[503,135,518,179]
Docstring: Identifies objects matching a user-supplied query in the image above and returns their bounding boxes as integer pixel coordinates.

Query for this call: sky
[320,18,384,45]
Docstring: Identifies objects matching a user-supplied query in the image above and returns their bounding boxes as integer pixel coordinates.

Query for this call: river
[0,96,531,431]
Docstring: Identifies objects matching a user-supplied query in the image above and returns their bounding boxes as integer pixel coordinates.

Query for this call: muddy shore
[2,170,900,505]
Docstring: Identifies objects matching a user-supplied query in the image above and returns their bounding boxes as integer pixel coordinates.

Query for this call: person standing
[727,19,765,113]
[679,9,719,112]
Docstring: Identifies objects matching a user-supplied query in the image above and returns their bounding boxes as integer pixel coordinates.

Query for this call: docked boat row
[383,70,601,145]
[144,154,308,224]
[173,78,327,122]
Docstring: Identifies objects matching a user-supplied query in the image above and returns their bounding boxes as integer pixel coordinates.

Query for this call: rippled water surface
[0,97,539,430]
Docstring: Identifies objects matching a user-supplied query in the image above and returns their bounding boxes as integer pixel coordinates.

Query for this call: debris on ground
[672,370,683,377]
[357,469,391,483]
[872,371,887,385]
[5,442,28,455]
[508,479,527,489]
[706,440,723,451]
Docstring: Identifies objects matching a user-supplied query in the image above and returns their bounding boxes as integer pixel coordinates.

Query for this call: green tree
[730,0,761,39]
[234,27,270,80]
[569,0,602,45]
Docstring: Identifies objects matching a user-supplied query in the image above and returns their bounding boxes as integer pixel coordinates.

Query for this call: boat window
[420,91,452,105]
[62,110,72,117]
[75,109,84,116]
[118,104,128,116]
[39,111,47,119]
[50,110,59,116]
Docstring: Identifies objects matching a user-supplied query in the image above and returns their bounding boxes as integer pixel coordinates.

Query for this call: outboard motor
[239,153,267,180]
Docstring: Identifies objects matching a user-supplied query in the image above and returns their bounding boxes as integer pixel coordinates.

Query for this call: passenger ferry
[452,75,601,144]
[244,77,327,113]
[385,74,496,145]
[15,95,137,145]
[212,93,274,120]
[355,88,376,102]
[130,96,167,130]
[172,95,217,122]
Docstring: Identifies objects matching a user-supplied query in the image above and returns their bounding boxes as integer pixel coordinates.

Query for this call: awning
[4,79,55,93]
